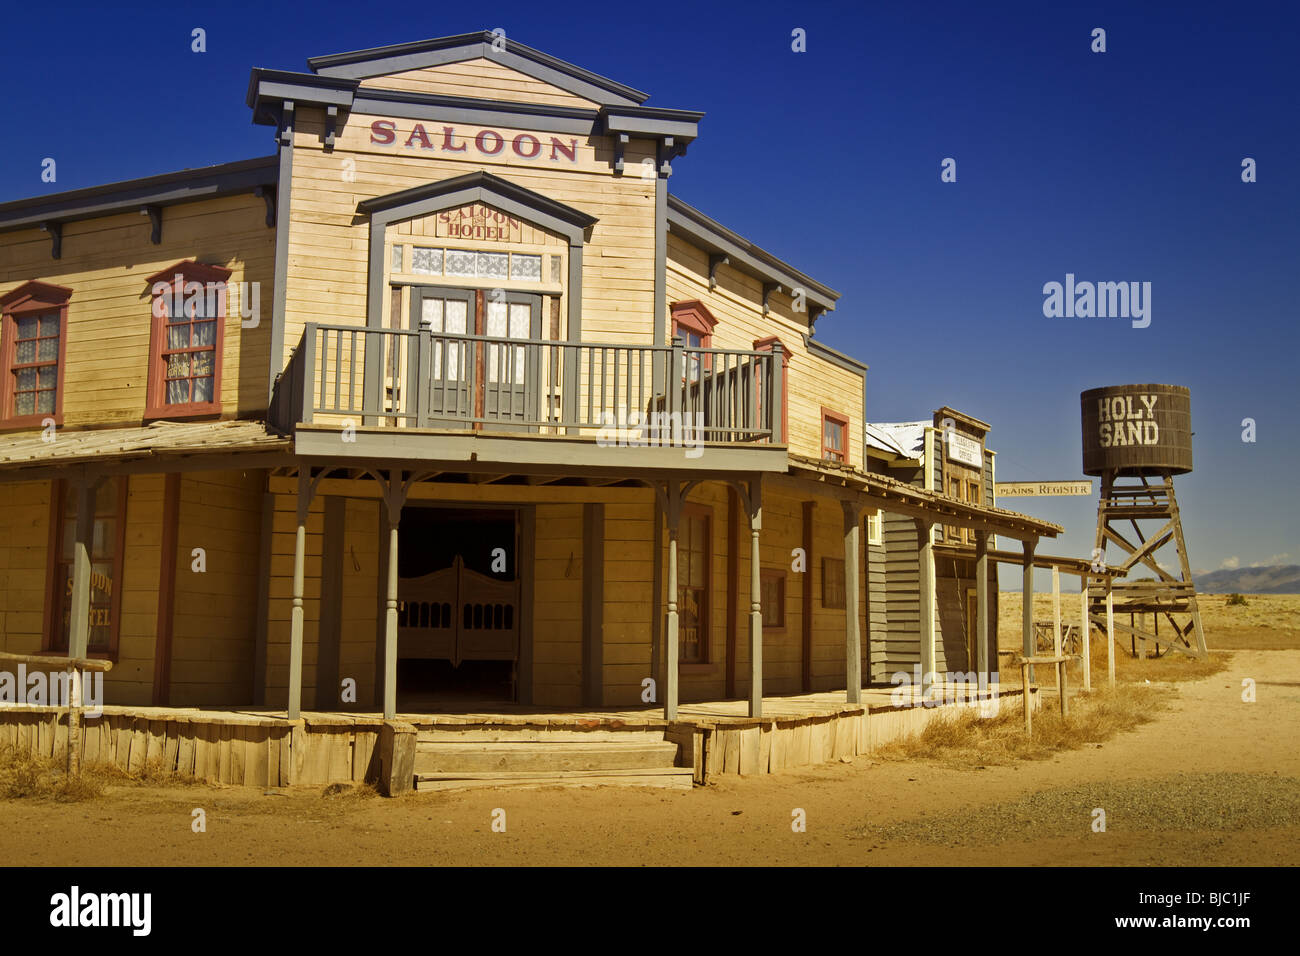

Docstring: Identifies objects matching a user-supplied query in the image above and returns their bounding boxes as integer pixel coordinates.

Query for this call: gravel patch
[858,772,1300,846]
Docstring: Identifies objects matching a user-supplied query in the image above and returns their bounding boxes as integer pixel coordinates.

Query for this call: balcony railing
[269,323,784,446]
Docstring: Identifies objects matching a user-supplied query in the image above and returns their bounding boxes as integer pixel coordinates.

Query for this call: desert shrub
[1225,593,1248,607]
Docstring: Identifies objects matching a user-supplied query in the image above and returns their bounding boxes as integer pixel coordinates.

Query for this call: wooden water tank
[1081,384,1192,476]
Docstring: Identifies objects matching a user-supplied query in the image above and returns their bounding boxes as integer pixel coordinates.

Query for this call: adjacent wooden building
[0,32,1060,730]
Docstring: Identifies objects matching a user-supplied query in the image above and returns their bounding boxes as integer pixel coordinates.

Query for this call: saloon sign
[437,203,522,242]
[995,480,1093,498]
[369,120,579,164]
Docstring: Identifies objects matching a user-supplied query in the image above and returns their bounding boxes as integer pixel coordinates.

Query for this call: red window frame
[144,260,231,420]
[670,299,718,380]
[0,280,72,430]
[821,406,849,463]
[753,336,789,442]
[42,477,130,660]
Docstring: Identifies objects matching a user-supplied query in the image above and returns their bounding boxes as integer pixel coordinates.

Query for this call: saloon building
[0,34,1059,784]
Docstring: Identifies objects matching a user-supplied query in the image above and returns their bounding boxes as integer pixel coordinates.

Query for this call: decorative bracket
[278,101,295,148]
[324,105,338,151]
[708,254,729,290]
[809,304,827,331]
[255,185,277,227]
[613,132,629,175]
[656,136,688,178]
[40,221,62,260]
[763,283,784,315]
[140,205,162,244]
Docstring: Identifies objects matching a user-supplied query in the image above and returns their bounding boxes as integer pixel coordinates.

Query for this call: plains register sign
[994,480,1093,497]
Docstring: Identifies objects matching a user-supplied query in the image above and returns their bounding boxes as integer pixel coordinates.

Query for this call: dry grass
[873,683,1171,769]
[0,746,204,802]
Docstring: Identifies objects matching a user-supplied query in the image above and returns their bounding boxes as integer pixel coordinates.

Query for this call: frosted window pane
[486,302,508,337]
[193,377,214,402]
[412,247,442,275]
[421,297,444,332]
[477,252,508,279]
[549,255,563,283]
[15,368,36,390]
[16,339,36,363]
[444,300,467,334]
[391,244,404,272]
[510,254,541,281]
[508,303,530,338]
[38,336,58,361]
[446,250,476,276]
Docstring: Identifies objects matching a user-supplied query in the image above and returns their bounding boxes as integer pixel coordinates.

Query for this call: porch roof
[784,453,1062,541]
[0,420,292,481]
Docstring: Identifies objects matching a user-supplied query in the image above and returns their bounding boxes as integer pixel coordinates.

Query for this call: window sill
[0,412,63,432]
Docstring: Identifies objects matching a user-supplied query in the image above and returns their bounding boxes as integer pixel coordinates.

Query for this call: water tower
[1081,384,1208,659]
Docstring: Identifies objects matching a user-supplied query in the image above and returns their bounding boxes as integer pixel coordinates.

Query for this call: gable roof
[306,31,649,107]
[356,170,597,237]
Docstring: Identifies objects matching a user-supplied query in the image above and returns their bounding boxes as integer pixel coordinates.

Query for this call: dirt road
[2,650,1297,866]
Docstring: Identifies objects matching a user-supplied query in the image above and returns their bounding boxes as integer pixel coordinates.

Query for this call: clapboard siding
[357,58,601,108]
[533,503,584,706]
[600,491,656,705]
[0,480,52,656]
[667,234,863,467]
[0,194,275,429]
[284,106,659,374]
[169,470,264,705]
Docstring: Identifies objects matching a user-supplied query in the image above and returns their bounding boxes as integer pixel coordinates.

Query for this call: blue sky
[3,0,1296,587]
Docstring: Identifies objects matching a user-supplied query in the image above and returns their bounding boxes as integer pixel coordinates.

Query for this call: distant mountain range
[1195,565,1300,594]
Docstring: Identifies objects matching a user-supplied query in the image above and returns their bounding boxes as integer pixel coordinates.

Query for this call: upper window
[821,407,849,463]
[145,261,230,419]
[867,510,883,546]
[670,300,718,382]
[0,280,72,428]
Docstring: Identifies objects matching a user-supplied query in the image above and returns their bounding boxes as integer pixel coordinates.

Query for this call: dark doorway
[396,507,519,707]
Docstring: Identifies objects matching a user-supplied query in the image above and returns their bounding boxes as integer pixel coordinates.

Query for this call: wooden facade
[0,34,1061,777]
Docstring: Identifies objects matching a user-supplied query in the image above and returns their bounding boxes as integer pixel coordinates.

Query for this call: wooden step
[414,739,679,774]
[415,727,663,744]
[414,767,694,792]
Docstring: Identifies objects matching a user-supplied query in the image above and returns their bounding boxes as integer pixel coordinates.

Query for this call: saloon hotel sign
[369,119,579,164]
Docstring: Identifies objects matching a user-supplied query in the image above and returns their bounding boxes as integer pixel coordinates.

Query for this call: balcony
[269,323,786,472]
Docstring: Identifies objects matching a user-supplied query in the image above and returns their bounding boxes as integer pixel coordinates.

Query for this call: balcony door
[409,287,541,430]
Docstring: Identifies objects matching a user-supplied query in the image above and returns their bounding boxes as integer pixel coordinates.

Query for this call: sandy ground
[2,647,1297,867]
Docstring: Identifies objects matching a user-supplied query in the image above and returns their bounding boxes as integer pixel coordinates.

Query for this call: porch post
[1051,565,1062,656]
[287,470,315,721]
[663,481,681,721]
[841,499,862,704]
[1022,538,1037,684]
[380,470,406,721]
[747,478,763,718]
[66,476,98,662]
[975,529,990,692]
[1079,574,1092,692]
[915,517,936,698]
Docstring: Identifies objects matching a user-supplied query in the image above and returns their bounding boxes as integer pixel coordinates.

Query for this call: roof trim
[804,335,866,373]
[667,194,839,314]
[356,170,597,233]
[306,31,649,107]
[0,156,278,234]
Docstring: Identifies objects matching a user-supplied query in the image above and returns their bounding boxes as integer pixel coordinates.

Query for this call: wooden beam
[1022,538,1036,683]
[842,500,862,704]
[741,477,764,718]
[582,503,605,707]
[975,530,990,689]
[801,501,814,693]
[725,486,738,699]
[664,481,681,721]
[916,517,936,695]
[151,473,181,706]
